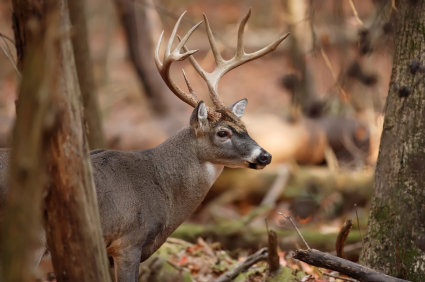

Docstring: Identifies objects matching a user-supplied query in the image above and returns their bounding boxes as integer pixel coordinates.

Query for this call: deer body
[95,98,270,282]
[0,103,268,281]
[94,125,226,279]
[94,126,224,263]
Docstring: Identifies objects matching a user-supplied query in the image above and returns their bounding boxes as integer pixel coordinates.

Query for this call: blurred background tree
[69,0,106,149]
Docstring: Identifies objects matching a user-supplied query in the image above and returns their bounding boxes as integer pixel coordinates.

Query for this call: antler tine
[155,31,164,69]
[177,35,207,81]
[236,8,251,58]
[242,32,290,63]
[155,12,221,121]
[203,14,225,68]
[182,69,197,97]
[175,21,204,56]
[166,11,186,56]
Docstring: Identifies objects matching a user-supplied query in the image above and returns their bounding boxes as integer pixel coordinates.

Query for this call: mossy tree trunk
[360,1,425,280]
[113,0,173,116]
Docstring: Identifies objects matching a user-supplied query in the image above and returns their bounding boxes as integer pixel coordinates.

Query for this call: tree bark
[360,1,425,280]
[68,0,106,149]
[113,0,172,116]
[42,1,111,281]
[0,2,58,281]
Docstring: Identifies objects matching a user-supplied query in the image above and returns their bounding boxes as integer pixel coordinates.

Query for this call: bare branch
[278,212,310,250]
[318,269,358,282]
[348,0,364,26]
[0,43,21,77]
[214,248,268,282]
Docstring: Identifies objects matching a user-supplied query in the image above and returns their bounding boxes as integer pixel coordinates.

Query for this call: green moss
[374,205,389,221]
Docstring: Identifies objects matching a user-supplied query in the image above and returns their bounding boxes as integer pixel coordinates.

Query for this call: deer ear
[190,101,209,135]
[229,98,248,118]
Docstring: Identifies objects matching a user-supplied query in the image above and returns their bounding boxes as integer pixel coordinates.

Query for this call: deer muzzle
[248,148,272,169]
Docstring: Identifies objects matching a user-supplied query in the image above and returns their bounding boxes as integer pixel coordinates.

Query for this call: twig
[309,0,317,53]
[354,204,364,247]
[320,48,349,102]
[318,268,358,282]
[347,0,364,26]
[341,132,368,164]
[336,219,353,258]
[324,145,339,172]
[197,237,215,257]
[277,212,310,250]
[213,248,268,282]
[0,43,21,77]
[265,218,269,233]
[0,33,15,45]
[391,0,398,13]
[1,34,15,63]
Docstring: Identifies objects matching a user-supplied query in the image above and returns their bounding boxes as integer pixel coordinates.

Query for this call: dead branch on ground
[293,249,410,282]
[213,248,268,282]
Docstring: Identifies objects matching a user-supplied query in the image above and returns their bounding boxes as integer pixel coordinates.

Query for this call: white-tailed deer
[0,10,288,282]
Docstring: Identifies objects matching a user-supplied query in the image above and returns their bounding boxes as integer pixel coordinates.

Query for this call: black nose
[256,150,272,165]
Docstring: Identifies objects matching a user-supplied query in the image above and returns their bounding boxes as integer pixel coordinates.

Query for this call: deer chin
[248,162,266,170]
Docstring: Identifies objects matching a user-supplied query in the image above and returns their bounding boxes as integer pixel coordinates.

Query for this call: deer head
[155,9,290,169]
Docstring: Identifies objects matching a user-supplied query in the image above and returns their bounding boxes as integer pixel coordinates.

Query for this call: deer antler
[181,8,290,112]
[155,10,290,121]
[155,11,221,121]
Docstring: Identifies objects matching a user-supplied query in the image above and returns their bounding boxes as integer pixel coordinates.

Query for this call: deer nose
[256,150,272,165]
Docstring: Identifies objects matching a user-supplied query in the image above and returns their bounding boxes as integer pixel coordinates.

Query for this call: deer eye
[217,130,229,138]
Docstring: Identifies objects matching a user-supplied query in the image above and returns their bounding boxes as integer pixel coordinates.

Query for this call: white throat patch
[203,162,224,186]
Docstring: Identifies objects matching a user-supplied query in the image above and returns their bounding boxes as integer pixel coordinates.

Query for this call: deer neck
[150,126,223,229]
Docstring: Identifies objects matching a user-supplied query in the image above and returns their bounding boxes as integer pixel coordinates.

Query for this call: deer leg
[113,247,141,282]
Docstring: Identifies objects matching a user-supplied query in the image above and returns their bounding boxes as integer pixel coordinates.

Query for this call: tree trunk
[41,1,111,281]
[0,2,58,281]
[68,0,106,149]
[113,0,172,116]
[360,1,425,280]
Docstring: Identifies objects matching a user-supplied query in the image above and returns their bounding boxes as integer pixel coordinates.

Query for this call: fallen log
[293,249,410,282]
[206,165,374,206]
